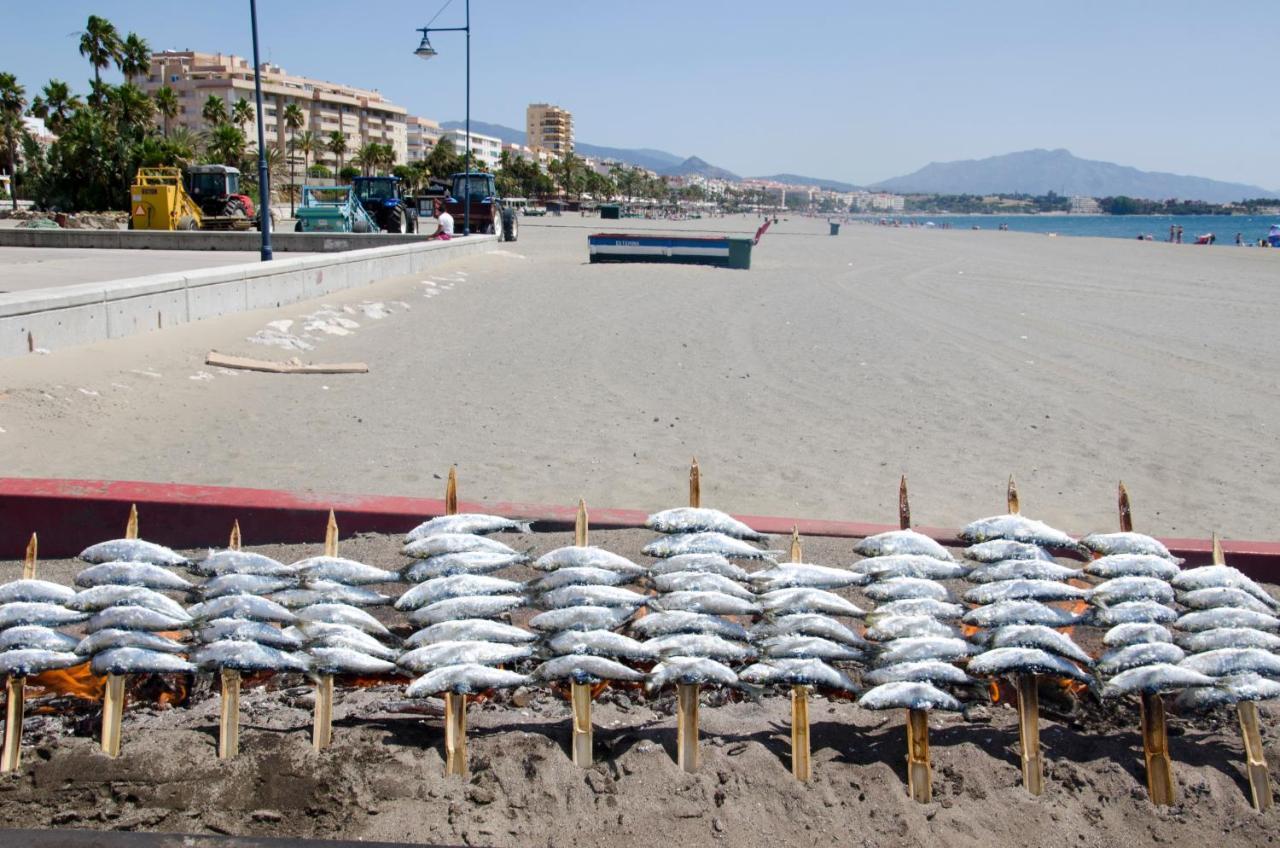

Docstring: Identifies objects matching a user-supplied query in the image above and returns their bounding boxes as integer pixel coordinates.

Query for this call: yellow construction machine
[129,167,203,231]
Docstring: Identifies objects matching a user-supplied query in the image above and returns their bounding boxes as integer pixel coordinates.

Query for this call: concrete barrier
[0,228,451,252]
[0,235,497,357]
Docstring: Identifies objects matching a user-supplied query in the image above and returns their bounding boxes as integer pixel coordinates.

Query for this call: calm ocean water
[859,214,1280,245]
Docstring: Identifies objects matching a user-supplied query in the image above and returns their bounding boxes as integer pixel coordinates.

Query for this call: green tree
[326,130,347,180]
[152,85,177,136]
[29,79,82,135]
[162,126,201,168]
[206,123,247,166]
[119,33,150,83]
[201,95,227,129]
[231,98,254,134]
[293,129,318,175]
[353,141,380,176]
[78,16,122,95]
[423,137,461,181]
[105,83,153,130]
[0,72,26,208]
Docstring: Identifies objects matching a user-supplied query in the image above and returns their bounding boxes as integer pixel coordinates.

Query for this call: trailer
[293,185,377,233]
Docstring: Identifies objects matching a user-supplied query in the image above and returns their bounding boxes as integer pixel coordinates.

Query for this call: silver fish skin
[645,507,765,541]
[291,556,399,586]
[858,681,960,712]
[1180,648,1280,678]
[398,640,532,673]
[68,585,191,620]
[870,598,964,621]
[0,579,76,605]
[1176,607,1280,633]
[739,658,858,690]
[528,606,632,633]
[1079,532,1179,561]
[864,660,973,686]
[80,539,186,567]
[194,640,310,672]
[1169,565,1278,610]
[646,554,750,581]
[0,602,86,629]
[1176,674,1280,711]
[1084,554,1180,581]
[296,603,391,636]
[538,585,649,610]
[396,575,525,611]
[760,635,863,661]
[533,547,646,576]
[853,555,968,581]
[853,529,955,562]
[403,552,530,582]
[751,614,868,647]
[962,600,1080,629]
[1091,576,1174,607]
[198,573,296,599]
[408,595,523,627]
[1104,622,1174,648]
[402,533,520,560]
[959,514,1075,549]
[310,647,399,676]
[91,647,195,675]
[964,580,1089,605]
[273,582,393,608]
[527,567,631,593]
[407,663,530,696]
[628,611,748,640]
[405,513,532,541]
[85,607,188,633]
[866,578,951,603]
[200,619,303,650]
[653,572,755,600]
[747,568,870,594]
[405,619,535,647]
[74,563,192,591]
[642,532,778,561]
[864,615,957,643]
[189,595,295,624]
[0,648,82,676]
[1177,587,1274,614]
[983,625,1093,665]
[1097,643,1185,676]
[646,656,739,691]
[1090,601,1177,626]
[877,636,972,664]
[297,626,398,661]
[547,630,654,660]
[963,540,1054,563]
[192,550,294,578]
[969,647,1092,683]
[758,588,863,618]
[533,654,646,684]
[1176,627,1280,653]
[649,590,757,616]
[964,560,1081,585]
[644,634,756,662]
[0,626,79,653]
[1103,663,1215,696]
[76,629,185,656]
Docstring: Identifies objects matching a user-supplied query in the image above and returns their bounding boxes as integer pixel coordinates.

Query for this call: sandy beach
[1,216,1278,539]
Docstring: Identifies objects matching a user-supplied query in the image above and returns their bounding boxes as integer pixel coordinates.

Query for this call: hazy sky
[4,1,1277,189]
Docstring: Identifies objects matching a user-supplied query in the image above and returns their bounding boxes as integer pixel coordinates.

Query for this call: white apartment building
[406,116,442,163]
[503,142,554,169]
[1069,195,1101,214]
[442,129,502,170]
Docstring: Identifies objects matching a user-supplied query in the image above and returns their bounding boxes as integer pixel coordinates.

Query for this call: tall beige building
[141,51,408,168]
[525,103,573,158]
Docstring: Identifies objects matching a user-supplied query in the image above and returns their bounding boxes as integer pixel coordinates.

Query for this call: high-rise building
[442,129,503,171]
[525,103,573,158]
[406,116,442,163]
[141,51,408,168]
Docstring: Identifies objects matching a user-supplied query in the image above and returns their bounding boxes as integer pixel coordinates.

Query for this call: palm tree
[164,126,201,168]
[28,79,82,135]
[79,15,122,95]
[294,129,318,176]
[0,72,26,209]
[231,98,254,134]
[201,95,227,129]
[106,83,154,133]
[326,131,348,180]
[119,33,150,83]
[206,123,247,167]
[153,86,177,136]
[282,103,304,213]
[353,141,380,177]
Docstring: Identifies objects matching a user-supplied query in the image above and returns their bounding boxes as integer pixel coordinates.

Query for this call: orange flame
[988,678,1016,704]
[29,662,105,700]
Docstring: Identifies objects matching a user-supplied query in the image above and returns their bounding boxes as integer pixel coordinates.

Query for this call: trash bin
[600,204,621,220]
[726,237,753,270]
[829,222,840,236]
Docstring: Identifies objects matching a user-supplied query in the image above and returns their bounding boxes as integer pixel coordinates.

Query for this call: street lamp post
[249,0,272,260]
[415,0,471,237]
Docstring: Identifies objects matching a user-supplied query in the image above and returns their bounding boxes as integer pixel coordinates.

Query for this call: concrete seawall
[0,235,497,358]
[0,228,445,252]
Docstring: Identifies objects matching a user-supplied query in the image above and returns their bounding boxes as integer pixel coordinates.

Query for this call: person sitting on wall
[427,199,454,241]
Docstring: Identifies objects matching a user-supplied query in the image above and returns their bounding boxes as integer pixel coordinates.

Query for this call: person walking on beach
[1176,225,1183,244]
[1236,232,1243,246]
[1169,224,1176,242]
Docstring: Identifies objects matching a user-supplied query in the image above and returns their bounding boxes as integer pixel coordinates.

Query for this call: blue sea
[858,214,1280,245]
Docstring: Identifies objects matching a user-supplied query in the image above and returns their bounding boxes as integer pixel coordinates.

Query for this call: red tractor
[185,165,264,230]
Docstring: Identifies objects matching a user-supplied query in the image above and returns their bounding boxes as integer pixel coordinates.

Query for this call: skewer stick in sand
[569,499,595,767]
[788,526,812,782]
[1004,476,1044,795]
[676,458,702,773]
[102,506,140,757]
[1207,531,1273,812]
[2,534,39,772]
[439,468,470,775]
[1116,483,1176,805]
[898,476,932,802]
[219,522,243,760]
[312,511,339,752]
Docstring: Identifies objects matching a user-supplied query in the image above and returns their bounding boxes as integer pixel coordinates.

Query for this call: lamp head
[414,30,438,60]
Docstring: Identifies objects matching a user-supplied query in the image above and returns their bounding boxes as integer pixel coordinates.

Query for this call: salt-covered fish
[751,613,867,647]
[646,656,740,691]
[398,640,533,672]
[866,578,951,603]
[644,633,756,662]
[653,571,757,600]
[0,602,86,629]
[90,647,195,675]
[528,606,633,633]
[1096,643,1184,676]
[310,647,399,676]
[645,507,765,541]
[0,648,82,676]
[199,573,296,599]
[758,588,863,618]
[853,529,954,562]
[964,540,1054,563]
[74,563,192,591]
[876,636,972,665]
[408,595,523,627]
[628,611,749,640]
[1083,554,1180,581]
[538,585,648,610]
[296,625,398,660]
[962,600,1080,629]
[1176,627,1280,653]
[968,647,1092,683]
[193,640,309,672]
[405,513,532,541]
[405,619,535,647]
[963,579,1089,605]
[80,539,186,567]
[76,629,186,656]
[1079,532,1179,561]
[68,585,190,620]
[646,554,750,581]
[979,624,1092,664]
[534,654,647,684]
[296,603,391,636]
[395,575,524,611]
[858,681,961,711]
[292,556,399,585]
[642,532,777,561]
[1091,576,1175,607]
[1176,674,1280,711]
[870,598,964,621]
[1104,622,1175,648]
[192,550,294,578]
[0,579,76,605]
[1175,607,1280,633]
[189,595,295,624]
[853,555,968,581]
[959,515,1075,549]
[547,630,653,660]
[650,590,757,616]
[533,547,646,575]
[527,567,630,593]
[1177,587,1274,614]
[965,560,1081,585]
[1102,663,1214,696]
[272,582,392,608]
[0,626,79,653]
[1089,600,1178,626]
[200,618,303,650]
[863,661,972,687]
[402,533,522,560]
[1179,648,1280,678]
[407,663,529,696]
[84,607,188,633]
[403,551,531,582]
[740,658,858,690]
[864,615,957,643]
[1170,565,1278,610]
[757,635,862,661]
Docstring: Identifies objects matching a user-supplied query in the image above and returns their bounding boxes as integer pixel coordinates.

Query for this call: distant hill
[871,148,1278,203]
[440,120,688,172]
[752,173,862,193]
[659,156,741,181]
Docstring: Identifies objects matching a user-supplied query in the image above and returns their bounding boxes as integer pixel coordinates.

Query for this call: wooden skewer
[1,536,35,772]
[676,682,700,773]
[906,707,932,803]
[445,466,458,516]
[1016,673,1044,795]
[22,533,37,580]
[444,692,467,776]
[787,526,812,782]
[1117,481,1132,533]
[898,474,911,531]
[228,520,242,551]
[1007,475,1020,515]
[313,511,338,750]
[125,504,139,540]
[570,499,594,767]
[323,510,338,557]
[688,457,701,509]
[103,510,136,756]
[219,669,241,759]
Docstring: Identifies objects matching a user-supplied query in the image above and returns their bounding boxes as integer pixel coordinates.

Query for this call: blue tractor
[351,176,418,234]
